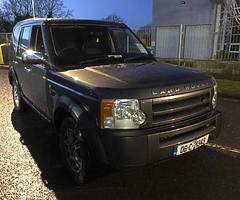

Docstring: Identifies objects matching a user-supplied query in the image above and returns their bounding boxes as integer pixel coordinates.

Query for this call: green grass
[217,79,240,94]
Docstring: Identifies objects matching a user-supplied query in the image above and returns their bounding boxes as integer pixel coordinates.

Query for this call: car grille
[151,88,212,126]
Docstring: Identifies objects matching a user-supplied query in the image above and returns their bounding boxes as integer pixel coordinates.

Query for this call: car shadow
[11,109,240,200]
[11,109,115,189]
[11,109,75,187]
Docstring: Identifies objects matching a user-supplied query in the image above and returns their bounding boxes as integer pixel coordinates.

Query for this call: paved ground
[0,68,240,200]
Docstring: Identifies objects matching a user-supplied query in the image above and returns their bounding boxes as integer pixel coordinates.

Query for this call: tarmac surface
[0,68,240,200]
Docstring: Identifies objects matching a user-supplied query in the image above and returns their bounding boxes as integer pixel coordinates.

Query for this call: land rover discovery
[9,18,222,184]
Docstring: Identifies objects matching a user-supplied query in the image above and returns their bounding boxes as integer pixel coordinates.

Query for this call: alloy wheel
[63,126,84,174]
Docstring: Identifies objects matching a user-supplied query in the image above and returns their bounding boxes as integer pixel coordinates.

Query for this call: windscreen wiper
[79,55,123,65]
[124,54,155,62]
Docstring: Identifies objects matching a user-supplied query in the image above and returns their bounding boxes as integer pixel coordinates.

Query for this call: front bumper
[99,111,222,167]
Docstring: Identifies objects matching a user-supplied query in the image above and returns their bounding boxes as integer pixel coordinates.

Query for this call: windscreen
[50,25,149,67]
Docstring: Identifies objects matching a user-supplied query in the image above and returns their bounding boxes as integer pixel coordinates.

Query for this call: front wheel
[59,117,89,184]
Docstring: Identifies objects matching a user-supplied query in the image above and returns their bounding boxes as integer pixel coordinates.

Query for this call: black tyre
[12,80,27,112]
[59,117,88,184]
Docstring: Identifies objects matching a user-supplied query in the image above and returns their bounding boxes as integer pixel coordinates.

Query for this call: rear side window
[17,26,32,57]
[12,26,21,55]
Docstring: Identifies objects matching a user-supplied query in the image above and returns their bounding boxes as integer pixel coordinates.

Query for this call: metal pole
[178,24,183,66]
[6,34,8,43]
[127,36,129,53]
[31,0,36,18]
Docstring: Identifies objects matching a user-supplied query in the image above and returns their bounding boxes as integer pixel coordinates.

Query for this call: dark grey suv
[9,18,222,184]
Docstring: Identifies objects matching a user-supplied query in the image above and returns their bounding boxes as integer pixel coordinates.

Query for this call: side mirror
[22,50,46,64]
[147,47,155,55]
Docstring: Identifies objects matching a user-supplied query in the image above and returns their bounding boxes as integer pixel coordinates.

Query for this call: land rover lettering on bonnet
[9,18,222,184]
[152,81,210,96]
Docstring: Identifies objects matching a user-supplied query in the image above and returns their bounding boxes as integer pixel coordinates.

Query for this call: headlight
[212,78,218,109]
[100,99,146,129]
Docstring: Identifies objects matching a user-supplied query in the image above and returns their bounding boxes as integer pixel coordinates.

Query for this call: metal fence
[0,33,11,65]
[0,33,11,44]
[217,13,240,60]
[153,24,215,61]
[136,27,152,47]
[153,23,240,62]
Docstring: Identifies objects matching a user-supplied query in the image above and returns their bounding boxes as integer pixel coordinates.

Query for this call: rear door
[15,26,32,97]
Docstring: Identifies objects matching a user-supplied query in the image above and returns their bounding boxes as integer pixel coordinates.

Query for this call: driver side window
[31,26,45,54]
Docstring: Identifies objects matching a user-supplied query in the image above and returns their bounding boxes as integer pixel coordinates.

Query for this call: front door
[27,25,50,116]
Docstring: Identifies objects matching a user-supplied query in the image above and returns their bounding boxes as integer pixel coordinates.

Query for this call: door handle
[49,85,56,96]
[24,66,31,72]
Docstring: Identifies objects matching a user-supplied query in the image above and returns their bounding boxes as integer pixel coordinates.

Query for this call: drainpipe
[212,2,222,58]
[178,24,183,65]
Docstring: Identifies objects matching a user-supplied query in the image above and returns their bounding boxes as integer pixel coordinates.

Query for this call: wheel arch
[53,95,108,163]
[53,96,85,131]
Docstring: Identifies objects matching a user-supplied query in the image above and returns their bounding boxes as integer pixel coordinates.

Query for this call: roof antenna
[32,0,36,18]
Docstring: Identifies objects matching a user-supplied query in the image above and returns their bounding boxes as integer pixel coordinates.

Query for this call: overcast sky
[64,0,152,29]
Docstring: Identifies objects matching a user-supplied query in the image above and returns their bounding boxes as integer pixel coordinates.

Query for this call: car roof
[15,18,127,28]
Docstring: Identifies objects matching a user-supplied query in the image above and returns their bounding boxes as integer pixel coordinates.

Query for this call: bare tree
[37,0,73,18]
[102,14,125,24]
[2,0,32,23]
[0,10,12,32]
[0,0,73,31]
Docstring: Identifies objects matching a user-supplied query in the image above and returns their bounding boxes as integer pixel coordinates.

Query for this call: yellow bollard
[0,44,3,65]
[0,43,10,64]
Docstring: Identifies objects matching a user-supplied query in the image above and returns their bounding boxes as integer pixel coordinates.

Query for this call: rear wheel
[59,117,88,184]
[12,80,27,112]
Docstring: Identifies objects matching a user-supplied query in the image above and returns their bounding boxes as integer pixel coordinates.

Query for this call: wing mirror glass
[147,47,155,55]
[22,50,46,64]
